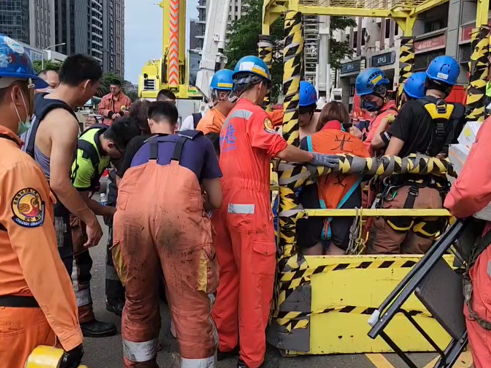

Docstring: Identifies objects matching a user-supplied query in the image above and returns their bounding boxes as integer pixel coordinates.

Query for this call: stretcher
[267,157,457,357]
[26,346,88,368]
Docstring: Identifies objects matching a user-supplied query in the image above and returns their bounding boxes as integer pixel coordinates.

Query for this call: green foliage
[32,60,62,74]
[225,0,356,100]
[126,90,139,102]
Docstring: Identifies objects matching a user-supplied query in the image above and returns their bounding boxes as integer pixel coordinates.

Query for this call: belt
[0,295,39,308]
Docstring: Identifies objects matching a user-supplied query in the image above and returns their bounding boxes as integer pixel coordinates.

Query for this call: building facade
[337,0,477,111]
[194,0,247,50]
[0,0,55,49]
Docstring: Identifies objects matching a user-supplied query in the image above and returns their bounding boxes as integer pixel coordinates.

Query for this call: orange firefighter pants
[113,161,218,368]
[368,186,444,254]
[465,247,491,368]
[0,306,56,368]
[212,186,276,368]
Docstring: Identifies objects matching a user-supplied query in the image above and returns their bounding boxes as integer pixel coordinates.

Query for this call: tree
[225,0,356,101]
[32,60,62,74]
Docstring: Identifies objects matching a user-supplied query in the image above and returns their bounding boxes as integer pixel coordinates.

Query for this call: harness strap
[171,136,188,162]
[149,140,159,160]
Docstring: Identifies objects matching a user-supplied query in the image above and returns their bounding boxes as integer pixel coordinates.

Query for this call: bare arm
[47,110,98,227]
[202,178,222,210]
[385,136,405,156]
[79,191,116,217]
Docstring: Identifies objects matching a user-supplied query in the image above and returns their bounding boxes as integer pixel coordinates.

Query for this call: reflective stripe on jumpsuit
[212,109,277,368]
[113,138,218,368]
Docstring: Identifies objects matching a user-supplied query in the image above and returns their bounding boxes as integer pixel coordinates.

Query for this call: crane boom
[195,0,231,100]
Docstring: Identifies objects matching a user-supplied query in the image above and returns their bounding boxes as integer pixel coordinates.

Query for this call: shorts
[296,183,362,251]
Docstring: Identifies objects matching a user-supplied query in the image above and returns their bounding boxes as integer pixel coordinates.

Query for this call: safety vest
[415,96,465,157]
[306,128,370,238]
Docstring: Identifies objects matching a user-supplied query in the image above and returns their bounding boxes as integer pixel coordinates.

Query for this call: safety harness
[141,130,204,164]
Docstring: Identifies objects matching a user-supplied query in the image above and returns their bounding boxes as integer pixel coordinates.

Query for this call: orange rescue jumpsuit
[0,126,83,368]
[445,117,491,368]
[363,100,397,154]
[212,99,289,368]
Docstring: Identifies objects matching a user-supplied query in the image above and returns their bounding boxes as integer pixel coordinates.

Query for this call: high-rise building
[102,0,125,77]
[194,0,247,50]
[0,0,55,49]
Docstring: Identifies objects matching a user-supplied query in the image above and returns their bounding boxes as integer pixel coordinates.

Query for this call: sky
[124,0,198,83]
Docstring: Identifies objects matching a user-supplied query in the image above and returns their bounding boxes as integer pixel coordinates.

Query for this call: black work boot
[106,298,124,317]
[81,319,117,338]
[217,346,239,361]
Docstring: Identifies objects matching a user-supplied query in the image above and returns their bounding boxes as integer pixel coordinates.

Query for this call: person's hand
[112,113,121,120]
[310,153,340,169]
[84,217,103,248]
[60,344,84,368]
[349,126,363,139]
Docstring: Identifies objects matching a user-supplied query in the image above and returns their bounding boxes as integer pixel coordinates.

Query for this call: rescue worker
[70,118,140,336]
[0,34,84,368]
[368,55,464,254]
[298,80,320,139]
[354,67,398,154]
[99,79,133,126]
[445,117,491,368]
[196,69,236,134]
[212,55,341,368]
[297,101,370,255]
[371,71,427,151]
[22,54,103,275]
[113,101,222,368]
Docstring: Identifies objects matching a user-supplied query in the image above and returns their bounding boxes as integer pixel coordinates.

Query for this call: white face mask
[13,90,31,136]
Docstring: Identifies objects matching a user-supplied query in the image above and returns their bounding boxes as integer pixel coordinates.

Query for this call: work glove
[61,344,84,368]
[310,153,340,169]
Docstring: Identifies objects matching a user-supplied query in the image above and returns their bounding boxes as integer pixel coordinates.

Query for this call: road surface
[81,217,472,368]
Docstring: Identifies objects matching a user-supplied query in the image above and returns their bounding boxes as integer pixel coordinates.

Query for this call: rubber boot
[81,319,117,338]
[106,298,125,317]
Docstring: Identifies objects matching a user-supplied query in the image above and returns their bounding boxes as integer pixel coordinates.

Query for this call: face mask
[363,100,380,112]
[13,90,31,136]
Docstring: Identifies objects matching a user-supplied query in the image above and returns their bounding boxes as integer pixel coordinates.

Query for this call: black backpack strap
[192,113,202,129]
[171,136,188,162]
[178,130,204,140]
[77,140,100,168]
[149,140,159,161]
[25,96,78,158]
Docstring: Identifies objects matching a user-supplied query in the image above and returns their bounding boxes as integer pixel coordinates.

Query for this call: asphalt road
[81,217,471,368]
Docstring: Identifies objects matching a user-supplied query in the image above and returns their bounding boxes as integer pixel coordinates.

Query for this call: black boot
[217,346,239,361]
[106,298,124,317]
[80,319,117,338]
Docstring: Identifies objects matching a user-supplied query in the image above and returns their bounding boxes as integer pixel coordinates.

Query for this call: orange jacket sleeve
[267,110,284,128]
[248,111,288,157]
[445,119,491,218]
[196,113,220,135]
[98,94,111,117]
[0,161,83,351]
[364,110,397,150]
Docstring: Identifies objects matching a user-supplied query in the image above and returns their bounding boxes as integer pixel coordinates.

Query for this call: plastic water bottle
[100,193,107,206]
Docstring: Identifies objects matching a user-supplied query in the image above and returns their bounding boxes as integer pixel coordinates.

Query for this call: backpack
[192,112,203,129]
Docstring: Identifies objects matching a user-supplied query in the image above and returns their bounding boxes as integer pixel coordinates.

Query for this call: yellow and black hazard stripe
[397,37,414,109]
[466,25,490,122]
[258,35,273,111]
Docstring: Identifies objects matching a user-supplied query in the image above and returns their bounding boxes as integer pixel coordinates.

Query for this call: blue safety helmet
[232,56,271,82]
[210,69,234,91]
[403,72,426,99]
[0,34,47,89]
[299,81,317,107]
[355,68,390,96]
[426,55,460,86]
